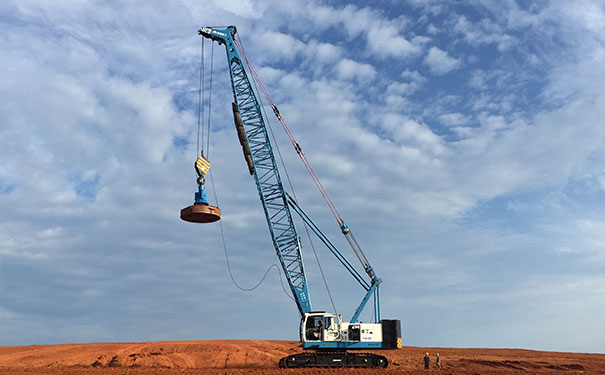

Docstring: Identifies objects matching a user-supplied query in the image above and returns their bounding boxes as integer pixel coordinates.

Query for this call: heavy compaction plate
[181,203,221,223]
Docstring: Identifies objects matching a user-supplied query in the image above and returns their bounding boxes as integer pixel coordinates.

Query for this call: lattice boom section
[228,56,309,312]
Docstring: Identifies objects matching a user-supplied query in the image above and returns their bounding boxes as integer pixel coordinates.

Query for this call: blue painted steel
[303,341,383,350]
[199,26,312,316]
[286,193,370,290]
[194,184,208,204]
[350,280,381,323]
[287,192,381,323]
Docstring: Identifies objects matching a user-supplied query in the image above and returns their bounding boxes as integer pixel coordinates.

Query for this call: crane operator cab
[301,312,393,350]
[303,312,339,342]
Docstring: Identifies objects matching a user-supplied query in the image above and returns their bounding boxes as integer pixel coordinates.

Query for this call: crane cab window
[348,324,361,341]
[305,316,324,341]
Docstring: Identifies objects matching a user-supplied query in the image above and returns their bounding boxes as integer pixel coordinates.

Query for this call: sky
[1,0,605,353]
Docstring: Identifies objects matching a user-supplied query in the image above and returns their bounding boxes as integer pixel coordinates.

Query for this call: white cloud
[452,15,515,51]
[308,41,343,64]
[566,1,605,36]
[385,70,426,99]
[182,0,265,19]
[366,24,422,58]
[386,82,415,97]
[248,30,306,63]
[599,175,605,191]
[439,112,471,126]
[542,48,605,103]
[381,113,444,157]
[424,46,461,75]
[577,219,605,261]
[334,58,376,82]
[305,4,423,59]
[401,69,425,82]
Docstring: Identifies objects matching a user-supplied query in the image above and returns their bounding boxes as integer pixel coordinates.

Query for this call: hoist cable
[205,41,214,159]
[196,38,204,158]
[208,171,294,301]
[250,68,338,316]
[200,38,205,157]
[233,35,344,228]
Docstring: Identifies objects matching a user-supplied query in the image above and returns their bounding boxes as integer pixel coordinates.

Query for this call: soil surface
[1,340,604,374]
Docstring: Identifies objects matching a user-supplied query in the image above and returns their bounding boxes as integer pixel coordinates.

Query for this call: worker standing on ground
[436,353,441,369]
[424,352,430,369]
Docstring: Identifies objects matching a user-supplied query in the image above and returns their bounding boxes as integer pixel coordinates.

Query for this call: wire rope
[208,171,294,301]
[205,41,214,158]
[196,38,204,157]
[201,38,206,156]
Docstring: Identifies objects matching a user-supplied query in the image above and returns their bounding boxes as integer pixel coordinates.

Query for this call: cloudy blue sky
[1,0,605,353]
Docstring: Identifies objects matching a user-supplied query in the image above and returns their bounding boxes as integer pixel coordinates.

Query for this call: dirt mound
[1,340,604,374]
[0,340,295,369]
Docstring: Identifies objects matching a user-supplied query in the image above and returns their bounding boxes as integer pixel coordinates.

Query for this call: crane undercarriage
[279,351,388,368]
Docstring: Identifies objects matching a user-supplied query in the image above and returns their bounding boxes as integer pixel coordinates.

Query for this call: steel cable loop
[208,171,294,300]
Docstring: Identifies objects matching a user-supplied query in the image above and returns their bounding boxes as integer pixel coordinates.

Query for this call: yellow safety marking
[195,156,211,176]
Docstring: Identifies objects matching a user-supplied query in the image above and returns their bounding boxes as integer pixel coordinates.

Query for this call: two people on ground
[424,352,441,369]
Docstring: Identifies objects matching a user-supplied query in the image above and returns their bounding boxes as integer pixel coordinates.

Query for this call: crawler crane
[184,25,401,368]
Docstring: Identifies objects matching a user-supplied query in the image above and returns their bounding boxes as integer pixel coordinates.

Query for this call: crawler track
[279,351,388,368]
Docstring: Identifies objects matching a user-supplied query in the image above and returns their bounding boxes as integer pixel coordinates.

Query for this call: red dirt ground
[1,340,604,374]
